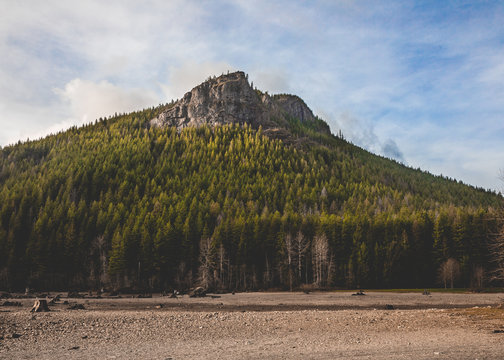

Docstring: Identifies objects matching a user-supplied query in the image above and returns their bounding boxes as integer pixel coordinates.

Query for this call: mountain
[0,71,501,292]
[150,71,330,145]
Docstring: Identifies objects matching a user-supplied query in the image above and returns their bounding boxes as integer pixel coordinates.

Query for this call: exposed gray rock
[273,94,316,123]
[150,71,325,136]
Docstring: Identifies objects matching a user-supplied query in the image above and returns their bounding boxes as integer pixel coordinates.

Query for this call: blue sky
[1,0,503,191]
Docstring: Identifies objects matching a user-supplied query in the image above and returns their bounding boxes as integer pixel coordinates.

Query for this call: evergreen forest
[0,105,501,291]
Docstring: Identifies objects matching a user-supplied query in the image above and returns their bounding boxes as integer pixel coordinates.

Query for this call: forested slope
[0,102,501,291]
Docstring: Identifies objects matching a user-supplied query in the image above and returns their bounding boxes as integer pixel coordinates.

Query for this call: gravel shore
[1,292,503,359]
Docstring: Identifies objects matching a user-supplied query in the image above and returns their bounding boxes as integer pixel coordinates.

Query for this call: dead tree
[312,233,330,287]
[489,173,504,283]
[439,258,460,289]
[175,262,192,290]
[284,233,295,291]
[263,255,270,287]
[89,235,108,290]
[295,231,310,283]
[197,237,216,290]
[489,217,504,283]
[217,243,228,288]
[472,265,485,289]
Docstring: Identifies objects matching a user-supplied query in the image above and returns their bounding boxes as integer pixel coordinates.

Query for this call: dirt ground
[1,291,504,359]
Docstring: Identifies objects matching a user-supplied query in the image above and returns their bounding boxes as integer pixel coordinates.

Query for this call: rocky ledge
[150,71,322,134]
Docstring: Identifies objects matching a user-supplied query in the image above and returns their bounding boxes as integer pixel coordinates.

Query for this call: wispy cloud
[55,78,159,122]
[382,139,405,163]
[0,0,503,190]
[160,62,236,102]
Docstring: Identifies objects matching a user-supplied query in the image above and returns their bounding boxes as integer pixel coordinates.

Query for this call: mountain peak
[150,71,326,136]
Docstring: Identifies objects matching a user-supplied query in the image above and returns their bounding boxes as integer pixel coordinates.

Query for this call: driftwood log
[48,294,61,305]
[30,299,50,312]
[189,287,207,298]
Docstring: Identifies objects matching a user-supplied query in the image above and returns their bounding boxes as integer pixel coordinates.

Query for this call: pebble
[1,293,503,358]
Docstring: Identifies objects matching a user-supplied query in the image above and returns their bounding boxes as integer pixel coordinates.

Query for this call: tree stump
[31,299,50,312]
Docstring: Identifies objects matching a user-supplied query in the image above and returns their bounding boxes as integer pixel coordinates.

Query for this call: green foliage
[0,106,500,290]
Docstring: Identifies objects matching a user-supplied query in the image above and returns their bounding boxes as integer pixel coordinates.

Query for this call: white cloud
[0,79,161,145]
[333,112,379,151]
[250,69,291,94]
[54,79,159,125]
[0,102,69,146]
[381,139,405,163]
[414,141,503,191]
[327,111,406,164]
[0,0,503,190]
[160,62,236,102]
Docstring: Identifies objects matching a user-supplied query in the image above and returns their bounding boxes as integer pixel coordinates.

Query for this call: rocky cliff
[150,71,325,135]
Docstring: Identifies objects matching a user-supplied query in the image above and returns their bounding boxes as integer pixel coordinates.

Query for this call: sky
[1,0,503,191]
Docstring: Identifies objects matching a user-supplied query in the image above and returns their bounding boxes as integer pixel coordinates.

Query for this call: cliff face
[150,71,324,134]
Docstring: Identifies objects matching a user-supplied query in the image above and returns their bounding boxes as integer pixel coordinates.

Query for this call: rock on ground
[1,292,503,359]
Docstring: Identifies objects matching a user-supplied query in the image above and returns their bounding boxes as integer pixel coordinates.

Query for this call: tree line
[0,107,501,291]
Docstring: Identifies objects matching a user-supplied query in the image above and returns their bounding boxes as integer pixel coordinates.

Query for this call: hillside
[0,72,501,291]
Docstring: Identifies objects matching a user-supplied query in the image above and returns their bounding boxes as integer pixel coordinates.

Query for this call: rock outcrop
[273,94,316,123]
[150,71,324,135]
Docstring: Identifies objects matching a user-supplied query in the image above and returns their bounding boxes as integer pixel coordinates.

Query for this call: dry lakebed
[1,291,504,359]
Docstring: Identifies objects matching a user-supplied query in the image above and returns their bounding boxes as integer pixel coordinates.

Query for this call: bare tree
[489,221,504,283]
[175,262,192,290]
[216,243,228,288]
[295,231,310,282]
[489,173,504,284]
[263,255,272,288]
[89,235,108,291]
[439,258,460,289]
[312,233,330,287]
[198,237,216,290]
[284,233,295,291]
[471,265,485,289]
